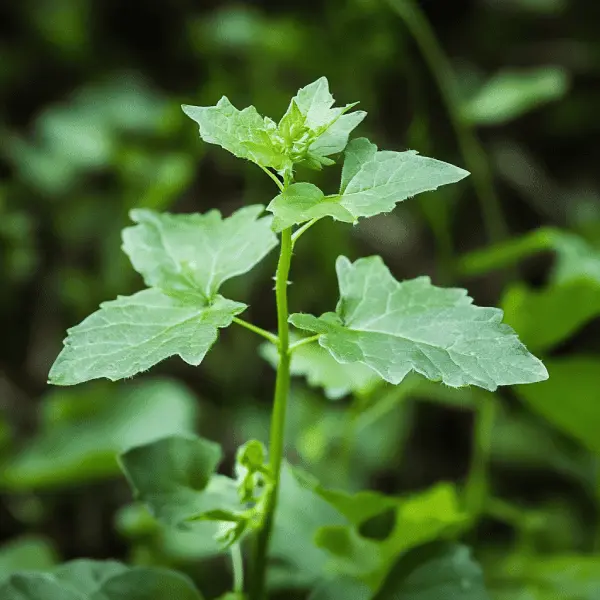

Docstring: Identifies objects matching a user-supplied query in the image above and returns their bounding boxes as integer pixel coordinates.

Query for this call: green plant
[3,77,548,600]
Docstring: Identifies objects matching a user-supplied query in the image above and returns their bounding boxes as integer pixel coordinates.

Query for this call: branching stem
[259,166,284,191]
[232,317,279,346]
[231,543,244,594]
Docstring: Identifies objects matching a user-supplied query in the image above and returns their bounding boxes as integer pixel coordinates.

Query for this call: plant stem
[259,165,284,191]
[231,543,244,594]
[464,394,497,519]
[387,0,508,245]
[232,317,279,346]
[251,227,293,600]
[288,334,320,353]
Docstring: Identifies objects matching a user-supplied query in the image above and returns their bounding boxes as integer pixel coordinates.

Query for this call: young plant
[7,77,548,600]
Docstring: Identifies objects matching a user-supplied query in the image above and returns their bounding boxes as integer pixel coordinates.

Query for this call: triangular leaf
[267,139,469,231]
[122,205,277,302]
[48,289,246,386]
[182,97,289,170]
[119,435,240,527]
[290,256,548,392]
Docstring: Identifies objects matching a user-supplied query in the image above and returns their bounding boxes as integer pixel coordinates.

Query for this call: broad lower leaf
[514,357,600,454]
[0,538,57,584]
[308,576,372,600]
[48,289,245,385]
[1,379,198,490]
[182,97,289,171]
[260,336,379,399]
[115,503,224,562]
[269,464,346,590]
[0,561,203,600]
[293,467,466,591]
[463,67,568,126]
[374,543,491,600]
[267,138,469,230]
[290,256,548,392]
[122,205,278,301]
[119,435,240,527]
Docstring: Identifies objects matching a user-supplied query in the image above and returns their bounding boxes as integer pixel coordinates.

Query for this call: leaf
[115,503,224,562]
[0,538,58,584]
[121,205,278,301]
[463,67,569,126]
[292,467,466,591]
[308,576,372,600]
[269,464,347,590]
[514,357,600,454]
[374,543,491,600]
[286,77,366,161]
[182,97,289,170]
[501,278,600,353]
[119,435,240,527]
[260,336,379,399]
[290,256,548,392]
[48,289,246,385]
[267,138,469,231]
[1,379,198,490]
[0,561,204,600]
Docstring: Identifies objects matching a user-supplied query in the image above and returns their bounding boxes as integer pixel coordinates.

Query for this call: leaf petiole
[259,165,284,191]
[291,217,320,247]
[232,317,279,346]
[288,334,321,354]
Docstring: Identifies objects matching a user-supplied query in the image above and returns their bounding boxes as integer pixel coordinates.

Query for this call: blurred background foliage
[1,0,600,598]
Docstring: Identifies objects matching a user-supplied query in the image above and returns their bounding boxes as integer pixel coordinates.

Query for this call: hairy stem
[387,0,508,245]
[251,227,293,600]
[464,394,497,519]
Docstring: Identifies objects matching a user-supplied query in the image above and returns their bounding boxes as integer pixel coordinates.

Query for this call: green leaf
[374,543,491,600]
[514,357,600,454]
[267,138,469,231]
[290,256,548,392]
[0,574,84,600]
[269,464,347,590]
[0,561,203,600]
[292,468,466,591]
[463,67,569,126]
[182,97,289,170]
[287,77,366,160]
[260,335,379,399]
[48,289,246,385]
[1,379,198,490]
[308,576,372,600]
[501,278,600,353]
[121,205,278,301]
[267,183,354,232]
[0,538,58,584]
[119,435,240,527]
